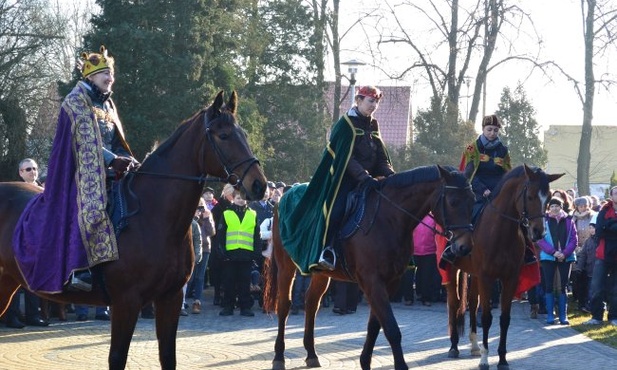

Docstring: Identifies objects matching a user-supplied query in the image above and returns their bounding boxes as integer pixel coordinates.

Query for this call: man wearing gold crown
[13,46,137,293]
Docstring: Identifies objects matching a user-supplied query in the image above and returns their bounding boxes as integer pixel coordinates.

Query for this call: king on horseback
[13,45,139,293]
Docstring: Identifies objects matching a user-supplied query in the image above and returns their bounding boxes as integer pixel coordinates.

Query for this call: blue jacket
[538,211,578,262]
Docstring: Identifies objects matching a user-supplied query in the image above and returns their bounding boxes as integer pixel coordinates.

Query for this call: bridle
[487,181,545,228]
[134,108,260,190]
[377,183,474,242]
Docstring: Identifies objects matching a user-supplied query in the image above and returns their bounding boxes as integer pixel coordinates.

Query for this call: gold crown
[81,45,114,78]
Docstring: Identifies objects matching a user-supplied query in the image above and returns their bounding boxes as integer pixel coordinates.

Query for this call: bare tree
[362,0,543,126]
[0,0,65,179]
[575,0,617,195]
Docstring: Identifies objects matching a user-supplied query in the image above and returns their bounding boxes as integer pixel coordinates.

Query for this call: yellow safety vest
[223,209,257,251]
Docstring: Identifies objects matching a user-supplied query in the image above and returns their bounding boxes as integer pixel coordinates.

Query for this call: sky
[334,0,617,132]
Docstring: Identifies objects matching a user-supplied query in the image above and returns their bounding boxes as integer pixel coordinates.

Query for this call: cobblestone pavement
[1,290,615,369]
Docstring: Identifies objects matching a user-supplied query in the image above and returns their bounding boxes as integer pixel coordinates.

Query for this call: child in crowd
[576,214,598,313]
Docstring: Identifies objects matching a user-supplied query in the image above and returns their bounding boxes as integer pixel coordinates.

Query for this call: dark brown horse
[444,165,563,370]
[0,91,266,369]
[263,165,475,370]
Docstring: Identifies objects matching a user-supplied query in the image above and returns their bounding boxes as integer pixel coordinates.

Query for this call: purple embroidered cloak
[13,82,119,293]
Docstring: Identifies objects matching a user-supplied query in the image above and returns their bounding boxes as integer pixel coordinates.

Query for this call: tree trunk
[576,0,596,196]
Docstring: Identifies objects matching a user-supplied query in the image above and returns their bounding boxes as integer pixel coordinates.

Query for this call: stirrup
[66,270,92,292]
[318,246,336,271]
[439,244,456,269]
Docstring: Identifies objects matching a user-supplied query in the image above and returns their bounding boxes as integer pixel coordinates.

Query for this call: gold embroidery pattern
[65,87,118,266]
[92,106,118,124]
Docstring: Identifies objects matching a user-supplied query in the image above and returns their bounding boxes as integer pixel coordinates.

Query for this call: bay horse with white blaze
[264,165,475,370]
[444,164,563,370]
[0,90,266,369]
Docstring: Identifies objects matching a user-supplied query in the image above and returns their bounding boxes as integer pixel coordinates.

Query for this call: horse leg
[468,275,481,356]
[108,295,143,370]
[0,274,20,316]
[477,277,494,370]
[446,269,467,358]
[272,255,296,370]
[496,279,517,370]
[360,310,382,370]
[361,282,408,370]
[154,290,183,370]
[303,275,330,368]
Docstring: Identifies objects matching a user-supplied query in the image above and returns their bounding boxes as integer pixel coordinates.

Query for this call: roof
[324,82,413,147]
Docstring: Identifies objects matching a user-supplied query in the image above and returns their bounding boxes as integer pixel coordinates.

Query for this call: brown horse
[263,165,475,370]
[444,164,563,370]
[0,91,266,369]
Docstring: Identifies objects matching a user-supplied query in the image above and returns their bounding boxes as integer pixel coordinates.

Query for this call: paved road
[1,289,615,369]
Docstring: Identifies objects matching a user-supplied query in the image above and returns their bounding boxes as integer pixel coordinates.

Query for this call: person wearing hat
[13,45,138,293]
[537,196,578,325]
[202,187,218,210]
[278,85,394,271]
[459,114,511,217]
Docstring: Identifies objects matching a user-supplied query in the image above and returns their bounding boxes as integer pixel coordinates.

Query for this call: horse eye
[218,132,229,140]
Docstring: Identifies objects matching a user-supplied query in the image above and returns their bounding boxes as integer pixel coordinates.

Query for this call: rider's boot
[318,246,336,271]
[523,242,538,265]
[439,243,457,269]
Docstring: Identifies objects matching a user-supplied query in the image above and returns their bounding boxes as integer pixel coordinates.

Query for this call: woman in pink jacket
[413,214,442,306]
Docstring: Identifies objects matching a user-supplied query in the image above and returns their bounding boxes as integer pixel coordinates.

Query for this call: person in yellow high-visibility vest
[217,190,261,317]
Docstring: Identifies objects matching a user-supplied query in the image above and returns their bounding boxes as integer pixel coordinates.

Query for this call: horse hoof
[497,364,510,370]
[448,349,460,358]
[478,364,489,370]
[272,360,285,370]
[305,357,321,368]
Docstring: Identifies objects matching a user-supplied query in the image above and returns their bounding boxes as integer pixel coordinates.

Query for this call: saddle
[339,183,372,239]
[107,175,133,237]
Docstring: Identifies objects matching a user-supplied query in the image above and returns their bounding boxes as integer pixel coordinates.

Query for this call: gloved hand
[361,176,380,190]
[110,156,134,173]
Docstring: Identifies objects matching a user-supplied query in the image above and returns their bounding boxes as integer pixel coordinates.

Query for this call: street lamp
[342,59,366,108]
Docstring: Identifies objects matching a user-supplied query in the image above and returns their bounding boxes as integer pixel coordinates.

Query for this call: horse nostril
[252,180,265,200]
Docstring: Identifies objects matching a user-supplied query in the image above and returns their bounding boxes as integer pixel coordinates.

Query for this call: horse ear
[436,165,450,180]
[227,90,238,114]
[547,173,565,183]
[523,163,533,178]
[213,90,225,111]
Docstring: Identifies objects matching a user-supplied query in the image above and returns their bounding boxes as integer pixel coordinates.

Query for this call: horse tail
[456,270,468,337]
[262,208,280,313]
[262,254,278,313]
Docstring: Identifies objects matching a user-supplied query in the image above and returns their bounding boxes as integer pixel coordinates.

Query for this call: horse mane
[491,165,550,199]
[147,110,204,158]
[383,165,466,188]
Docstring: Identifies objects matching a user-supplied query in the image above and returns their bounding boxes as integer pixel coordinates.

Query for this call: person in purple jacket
[537,197,578,325]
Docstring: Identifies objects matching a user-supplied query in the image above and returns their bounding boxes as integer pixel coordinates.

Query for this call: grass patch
[568,298,617,349]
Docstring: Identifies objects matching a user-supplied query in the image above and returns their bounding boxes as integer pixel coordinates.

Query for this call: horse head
[518,164,565,241]
[202,90,266,200]
[432,165,475,257]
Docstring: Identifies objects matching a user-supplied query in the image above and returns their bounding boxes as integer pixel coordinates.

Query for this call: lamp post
[342,59,366,108]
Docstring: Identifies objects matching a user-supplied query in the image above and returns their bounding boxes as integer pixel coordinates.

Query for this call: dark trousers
[7,289,41,321]
[541,260,572,294]
[209,252,224,300]
[415,254,441,302]
[221,260,253,310]
[392,269,415,303]
[333,281,359,312]
[292,272,311,310]
[589,259,617,321]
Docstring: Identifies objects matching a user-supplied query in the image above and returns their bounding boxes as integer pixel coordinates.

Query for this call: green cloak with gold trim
[278,114,385,274]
